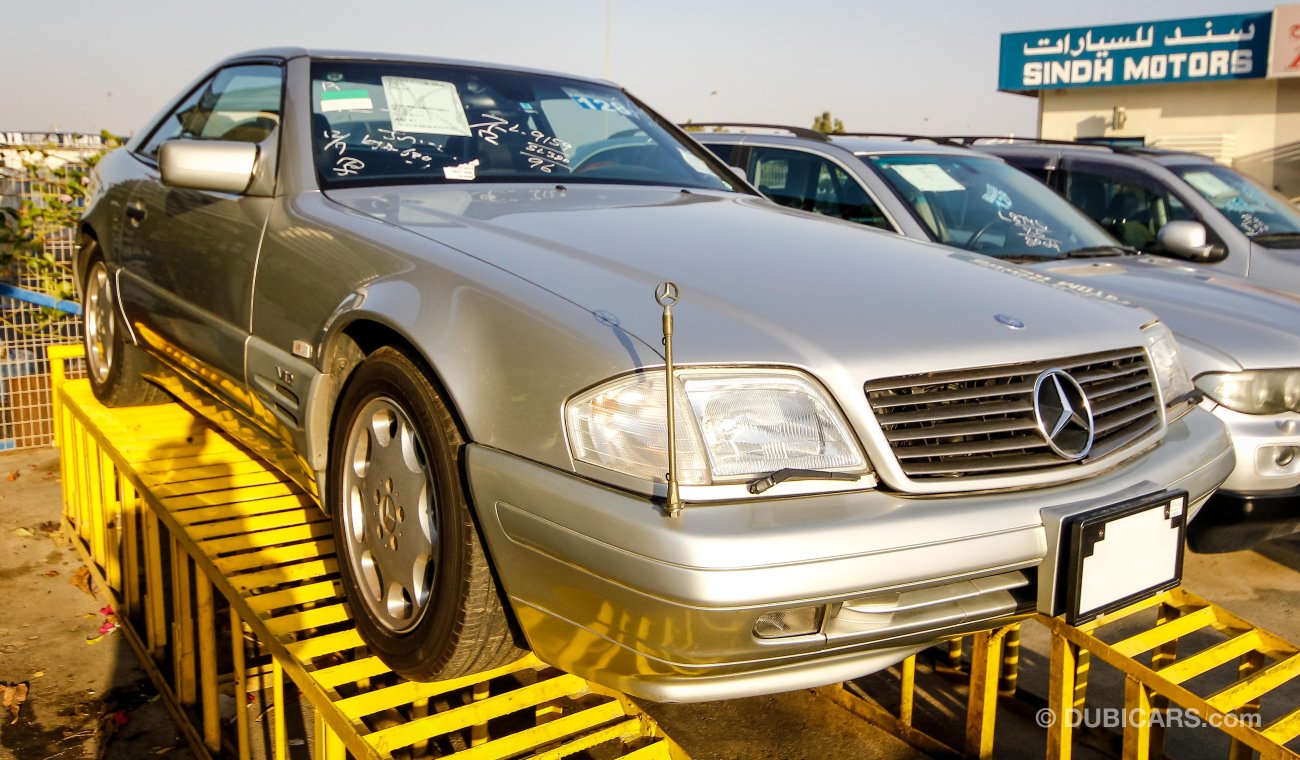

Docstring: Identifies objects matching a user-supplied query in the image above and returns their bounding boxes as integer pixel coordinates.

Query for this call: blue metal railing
[0,282,82,316]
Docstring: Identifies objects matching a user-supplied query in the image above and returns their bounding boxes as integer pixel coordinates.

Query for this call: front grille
[865,347,1160,480]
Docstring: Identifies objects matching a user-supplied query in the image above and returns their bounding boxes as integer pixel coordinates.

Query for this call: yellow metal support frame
[49,345,688,760]
[819,589,1300,759]
[49,341,1300,759]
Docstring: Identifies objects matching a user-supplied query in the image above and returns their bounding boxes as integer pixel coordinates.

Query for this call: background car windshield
[864,153,1117,259]
[311,60,733,191]
[1170,164,1300,244]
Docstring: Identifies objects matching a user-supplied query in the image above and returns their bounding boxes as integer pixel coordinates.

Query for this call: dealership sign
[1000,12,1272,91]
[1271,4,1300,77]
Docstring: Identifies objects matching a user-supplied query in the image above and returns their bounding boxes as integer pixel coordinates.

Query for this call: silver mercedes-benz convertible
[78,49,1233,702]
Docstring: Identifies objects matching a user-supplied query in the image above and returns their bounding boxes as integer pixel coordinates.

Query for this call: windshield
[1170,163,1300,246]
[864,153,1119,260]
[310,59,735,191]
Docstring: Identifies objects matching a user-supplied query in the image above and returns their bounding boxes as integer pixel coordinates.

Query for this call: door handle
[125,201,146,225]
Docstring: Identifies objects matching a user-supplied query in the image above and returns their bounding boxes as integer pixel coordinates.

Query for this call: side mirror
[729,164,748,183]
[1156,220,1221,262]
[159,140,258,194]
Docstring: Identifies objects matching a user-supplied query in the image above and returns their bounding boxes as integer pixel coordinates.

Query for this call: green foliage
[0,131,122,304]
[811,111,845,135]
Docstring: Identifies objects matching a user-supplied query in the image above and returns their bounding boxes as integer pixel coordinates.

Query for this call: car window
[1169,163,1300,246]
[139,64,284,159]
[865,153,1116,260]
[309,60,736,191]
[701,142,736,165]
[1059,162,1196,250]
[746,147,890,230]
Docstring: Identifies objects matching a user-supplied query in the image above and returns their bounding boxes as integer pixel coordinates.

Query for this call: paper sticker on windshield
[892,164,964,193]
[1181,171,1236,200]
[678,148,711,174]
[320,89,374,112]
[562,88,633,116]
[982,183,1012,210]
[381,77,472,136]
[443,159,480,181]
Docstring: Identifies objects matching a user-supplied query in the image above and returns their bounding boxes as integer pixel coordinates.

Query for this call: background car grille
[864,348,1160,479]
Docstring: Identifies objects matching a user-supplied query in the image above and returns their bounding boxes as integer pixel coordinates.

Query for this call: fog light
[1256,445,1300,477]
[753,607,823,639]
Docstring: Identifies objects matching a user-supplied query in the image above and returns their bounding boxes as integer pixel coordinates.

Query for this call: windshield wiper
[748,468,860,495]
[1061,245,1140,258]
[1000,254,1061,263]
[1251,232,1300,242]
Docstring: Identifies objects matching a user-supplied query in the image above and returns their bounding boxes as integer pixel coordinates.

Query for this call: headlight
[566,368,866,486]
[1195,370,1300,415]
[1142,322,1195,410]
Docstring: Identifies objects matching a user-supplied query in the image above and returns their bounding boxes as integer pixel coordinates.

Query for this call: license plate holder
[1061,490,1187,626]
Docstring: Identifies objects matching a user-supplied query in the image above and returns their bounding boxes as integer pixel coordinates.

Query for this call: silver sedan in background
[692,127,1300,553]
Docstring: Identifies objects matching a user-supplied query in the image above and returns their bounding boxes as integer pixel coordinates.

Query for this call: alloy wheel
[339,396,438,634]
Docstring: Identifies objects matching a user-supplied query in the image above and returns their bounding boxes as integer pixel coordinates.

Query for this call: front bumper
[1210,406,1300,495]
[466,408,1233,703]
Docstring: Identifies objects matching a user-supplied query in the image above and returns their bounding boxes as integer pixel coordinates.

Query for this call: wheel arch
[317,314,527,643]
[74,223,101,300]
[323,315,473,441]
[308,312,476,511]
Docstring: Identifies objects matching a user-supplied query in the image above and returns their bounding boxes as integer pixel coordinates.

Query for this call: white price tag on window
[381,77,471,136]
[892,164,964,193]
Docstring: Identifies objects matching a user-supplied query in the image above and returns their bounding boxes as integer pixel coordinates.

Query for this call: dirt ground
[0,446,195,760]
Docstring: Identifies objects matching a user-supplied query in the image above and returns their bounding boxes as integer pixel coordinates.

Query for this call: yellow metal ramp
[50,341,1300,760]
[1042,588,1300,760]
[820,589,1300,759]
[51,345,686,760]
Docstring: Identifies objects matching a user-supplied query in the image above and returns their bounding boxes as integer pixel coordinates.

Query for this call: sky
[0,0,1272,138]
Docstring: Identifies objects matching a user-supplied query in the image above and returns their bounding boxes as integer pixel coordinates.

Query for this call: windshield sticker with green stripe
[320,88,373,113]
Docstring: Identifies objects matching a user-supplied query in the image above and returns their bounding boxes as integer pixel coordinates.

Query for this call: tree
[0,131,122,320]
[811,111,845,135]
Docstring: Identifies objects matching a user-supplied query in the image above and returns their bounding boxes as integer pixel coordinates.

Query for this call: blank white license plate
[1063,491,1187,625]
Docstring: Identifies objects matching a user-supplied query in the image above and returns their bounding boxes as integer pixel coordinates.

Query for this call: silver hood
[1025,255,1300,373]
[329,185,1155,378]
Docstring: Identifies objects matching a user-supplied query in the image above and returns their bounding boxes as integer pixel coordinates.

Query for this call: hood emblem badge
[995,314,1025,330]
[1033,369,1095,461]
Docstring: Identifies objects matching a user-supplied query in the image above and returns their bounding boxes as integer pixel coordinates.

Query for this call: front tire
[330,346,522,681]
[81,247,168,407]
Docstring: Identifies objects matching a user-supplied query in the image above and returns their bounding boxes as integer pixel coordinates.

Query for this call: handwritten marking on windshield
[333,157,366,177]
[999,210,1061,251]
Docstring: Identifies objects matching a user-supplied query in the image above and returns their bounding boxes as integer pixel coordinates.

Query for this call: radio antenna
[656,281,683,518]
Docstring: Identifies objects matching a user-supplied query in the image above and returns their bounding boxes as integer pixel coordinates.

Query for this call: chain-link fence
[0,283,84,450]
[1,137,94,450]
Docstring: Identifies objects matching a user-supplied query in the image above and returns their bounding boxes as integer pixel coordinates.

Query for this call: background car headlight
[1142,322,1195,411]
[1195,370,1300,415]
[566,369,866,486]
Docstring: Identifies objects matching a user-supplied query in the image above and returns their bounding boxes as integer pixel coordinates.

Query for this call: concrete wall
[1037,78,1300,199]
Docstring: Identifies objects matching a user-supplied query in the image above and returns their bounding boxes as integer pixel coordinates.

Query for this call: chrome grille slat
[866,347,1161,480]
[878,398,1033,426]
[1089,417,1160,459]
[864,347,1146,391]
[903,451,1072,476]
[1085,375,1152,399]
[896,436,1052,459]
[1093,402,1159,436]
[887,416,1039,442]
[868,379,1035,409]
[1072,364,1149,385]
[1090,386,1157,417]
